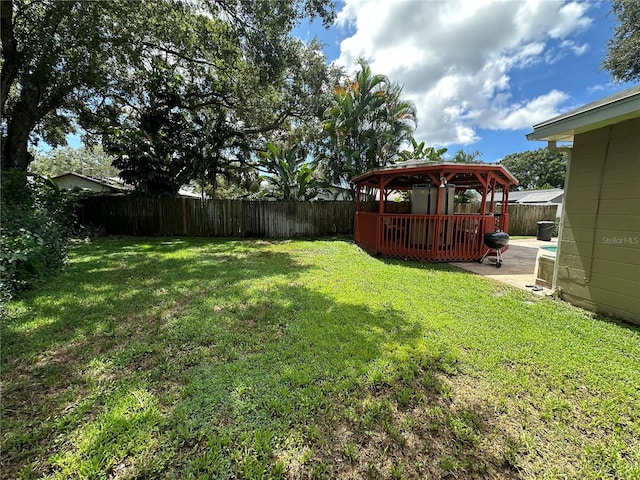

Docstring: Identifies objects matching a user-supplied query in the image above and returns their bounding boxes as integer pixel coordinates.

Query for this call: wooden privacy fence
[506,204,558,236]
[78,196,355,237]
[78,196,558,238]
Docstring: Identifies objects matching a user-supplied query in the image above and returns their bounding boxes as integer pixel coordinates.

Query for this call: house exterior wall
[54,175,114,193]
[556,117,640,324]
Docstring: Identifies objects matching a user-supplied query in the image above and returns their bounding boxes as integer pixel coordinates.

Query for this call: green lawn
[2,237,639,479]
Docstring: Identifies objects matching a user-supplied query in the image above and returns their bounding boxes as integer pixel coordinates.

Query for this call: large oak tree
[603,0,640,83]
[98,36,335,195]
[1,0,334,173]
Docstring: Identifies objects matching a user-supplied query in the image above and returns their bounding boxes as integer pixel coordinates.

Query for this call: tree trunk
[2,85,40,172]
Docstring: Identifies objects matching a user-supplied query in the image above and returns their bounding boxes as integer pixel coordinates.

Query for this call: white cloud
[587,84,607,94]
[481,89,571,130]
[335,0,594,146]
[549,1,592,38]
[560,40,589,56]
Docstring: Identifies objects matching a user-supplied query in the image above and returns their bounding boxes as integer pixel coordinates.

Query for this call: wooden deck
[354,212,503,262]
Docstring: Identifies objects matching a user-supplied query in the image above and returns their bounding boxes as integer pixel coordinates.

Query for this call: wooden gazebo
[351,161,519,262]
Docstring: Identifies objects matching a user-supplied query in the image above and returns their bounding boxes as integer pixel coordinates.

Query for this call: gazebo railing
[355,213,500,262]
[354,212,380,253]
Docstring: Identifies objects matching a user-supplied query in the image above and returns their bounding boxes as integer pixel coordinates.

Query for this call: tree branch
[141,42,216,67]
[1,0,21,116]
[244,109,293,134]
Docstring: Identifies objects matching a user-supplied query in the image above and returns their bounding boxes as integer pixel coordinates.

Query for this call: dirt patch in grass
[296,366,518,479]
[281,365,620,479]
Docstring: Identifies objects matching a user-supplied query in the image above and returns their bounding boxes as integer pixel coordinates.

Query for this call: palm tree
[321,59,417,190]
[377,82,417,162]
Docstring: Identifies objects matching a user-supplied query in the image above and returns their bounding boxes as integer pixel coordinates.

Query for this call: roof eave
[527,87,640,142]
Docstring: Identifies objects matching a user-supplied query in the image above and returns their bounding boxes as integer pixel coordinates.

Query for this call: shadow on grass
[1,237,511,479]
[2,238,300,359]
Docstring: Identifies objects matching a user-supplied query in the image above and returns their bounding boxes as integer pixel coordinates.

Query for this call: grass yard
[2,237,639,479]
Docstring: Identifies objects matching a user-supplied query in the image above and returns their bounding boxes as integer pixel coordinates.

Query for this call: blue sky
[296,0,635,162]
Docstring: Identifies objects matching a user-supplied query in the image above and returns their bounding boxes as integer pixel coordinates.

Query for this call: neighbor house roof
[506,188,563,204]
[52,172,205,198]
[52,172,130,193]
[527,85,640,142]
[488,188,563,204]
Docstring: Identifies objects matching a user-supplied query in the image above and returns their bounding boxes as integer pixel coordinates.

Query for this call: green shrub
[1,170,75,302]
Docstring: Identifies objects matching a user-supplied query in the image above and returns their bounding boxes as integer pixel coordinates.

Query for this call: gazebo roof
[351,161,519,191]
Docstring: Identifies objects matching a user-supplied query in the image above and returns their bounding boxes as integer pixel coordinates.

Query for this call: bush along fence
[77,196,557,238]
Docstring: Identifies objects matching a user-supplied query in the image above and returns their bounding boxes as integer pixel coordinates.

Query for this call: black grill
[479,231,510,268]
[483,232,510,249]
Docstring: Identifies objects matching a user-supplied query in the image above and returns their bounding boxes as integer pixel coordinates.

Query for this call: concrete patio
[452,237,558,295]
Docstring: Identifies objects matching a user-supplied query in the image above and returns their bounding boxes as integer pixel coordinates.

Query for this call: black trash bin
[536,221,554,241]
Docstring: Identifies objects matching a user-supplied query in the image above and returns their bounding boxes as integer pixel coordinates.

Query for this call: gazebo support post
[377,176,394,252]
[489,177,496,213]
[501,187,509,231]
[478,173,488,215]
[378,175,395,213]
[433,171,445,252]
